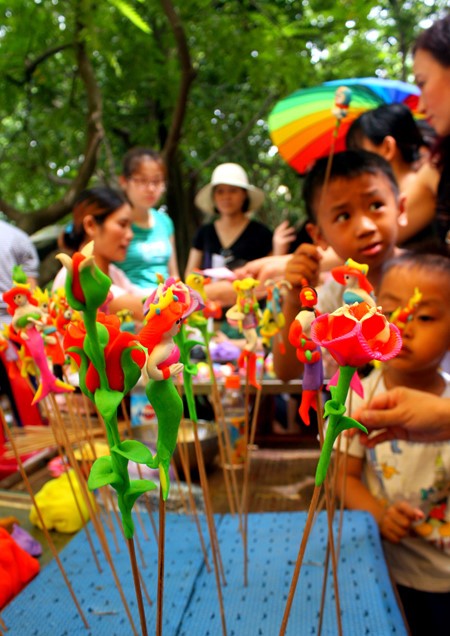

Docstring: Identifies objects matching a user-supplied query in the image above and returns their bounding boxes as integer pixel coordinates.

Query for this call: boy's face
[378,265,450,374]
[307,172,405,274]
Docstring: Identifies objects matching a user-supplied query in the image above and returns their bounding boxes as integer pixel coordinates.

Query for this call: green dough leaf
[124,479,158,509]
[113,439,154,464]
[88,456,123,490]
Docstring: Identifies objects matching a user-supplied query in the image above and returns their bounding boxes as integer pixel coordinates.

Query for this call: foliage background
[0,0,448,282]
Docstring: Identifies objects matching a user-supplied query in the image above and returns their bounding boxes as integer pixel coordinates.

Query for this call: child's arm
[337,453,424,543]
[273,243,322,382]
[336,455,386,525]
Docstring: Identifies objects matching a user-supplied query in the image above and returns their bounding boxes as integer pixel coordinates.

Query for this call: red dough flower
[64,312,146,394]
[310,302,402,367]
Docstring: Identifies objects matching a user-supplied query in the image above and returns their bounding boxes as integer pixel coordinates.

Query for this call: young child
[337,252,450,636]
[118,147,180,292]
[275,149,407,381]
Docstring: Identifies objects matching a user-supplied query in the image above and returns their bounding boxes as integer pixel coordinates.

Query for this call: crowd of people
[1,13,450,635]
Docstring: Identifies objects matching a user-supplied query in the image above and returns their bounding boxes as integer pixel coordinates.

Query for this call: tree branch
[191,91,277,178]
[1,5,104,234]
[25,43,74,82]
[5,43,74,87]
[159,0,196,164]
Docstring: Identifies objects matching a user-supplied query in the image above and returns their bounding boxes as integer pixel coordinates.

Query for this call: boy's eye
[369,201,384,212]
[335,212,350,223]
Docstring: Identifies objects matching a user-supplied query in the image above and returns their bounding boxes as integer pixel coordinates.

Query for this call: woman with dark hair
[411,13,450,251]
[387,13,450,252]
[53,186,147,320]
[346,103,424,193]
[184,163,273,306]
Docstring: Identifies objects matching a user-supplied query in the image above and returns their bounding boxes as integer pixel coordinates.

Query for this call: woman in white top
[53,186,147,321]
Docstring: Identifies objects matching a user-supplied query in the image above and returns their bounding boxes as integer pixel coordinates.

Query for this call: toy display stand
[2,510,407,635]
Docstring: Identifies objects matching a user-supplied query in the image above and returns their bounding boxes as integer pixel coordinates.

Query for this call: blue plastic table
[2,510,407,635]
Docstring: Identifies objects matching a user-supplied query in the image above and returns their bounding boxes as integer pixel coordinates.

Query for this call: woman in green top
[118,148,180,291]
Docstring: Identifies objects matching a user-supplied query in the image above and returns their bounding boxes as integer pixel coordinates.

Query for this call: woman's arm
[399,161,440,244]
[168,235,180,279]
[203,280,238,307]
[355,388,450,444]
[108,293,145,322]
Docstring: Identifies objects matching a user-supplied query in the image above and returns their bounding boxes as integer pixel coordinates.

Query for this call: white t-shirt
[52,263,142,300]
[347,368,450,592]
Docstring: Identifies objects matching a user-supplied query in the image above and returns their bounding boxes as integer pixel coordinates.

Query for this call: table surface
[190,377,304,394]
[2,509,407,636]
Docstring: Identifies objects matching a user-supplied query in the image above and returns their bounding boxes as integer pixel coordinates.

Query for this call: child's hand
[379,501,424,543]
[285,243,322,288]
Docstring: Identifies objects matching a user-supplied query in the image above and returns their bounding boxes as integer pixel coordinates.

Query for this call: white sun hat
[194,163,265,214]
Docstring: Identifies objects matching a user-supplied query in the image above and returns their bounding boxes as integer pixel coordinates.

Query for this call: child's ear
[379,136,397,162]
[306,222,328,250]
[118,175,128,189]
[396,193,408,227]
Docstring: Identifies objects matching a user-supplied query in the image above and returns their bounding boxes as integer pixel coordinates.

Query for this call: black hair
[382,250,450,280]
[346,103,423,164]
[302,150,399,222]
[62,186,128,251]
[416,119,438,151]
[412,13,450,67]
[121,147,166,179]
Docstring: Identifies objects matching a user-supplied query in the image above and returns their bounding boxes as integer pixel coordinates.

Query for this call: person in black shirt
[185,163,273,307]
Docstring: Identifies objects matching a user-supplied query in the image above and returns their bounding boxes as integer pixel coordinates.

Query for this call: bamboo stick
[1,409,90,630]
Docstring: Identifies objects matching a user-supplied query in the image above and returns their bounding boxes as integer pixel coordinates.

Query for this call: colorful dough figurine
[58,245,153,538]
[3,267,73,404]
[331,258,376,307]
[332,85,352,121]
[310,301,402,485]
[139,278,199,499]
[225,277,262,389]
[390,287,422,333]
[288,282,323,426]
[260,279,292,354]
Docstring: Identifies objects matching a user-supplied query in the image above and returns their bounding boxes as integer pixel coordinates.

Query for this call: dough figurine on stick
[260,279,291,354]
[225,277,262,389]
[138,277,199,500]
[288,282,323,426]
[3,266,74,404]
[58,243,153,636]
[279,266,402,636]
[138,276,201,636]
